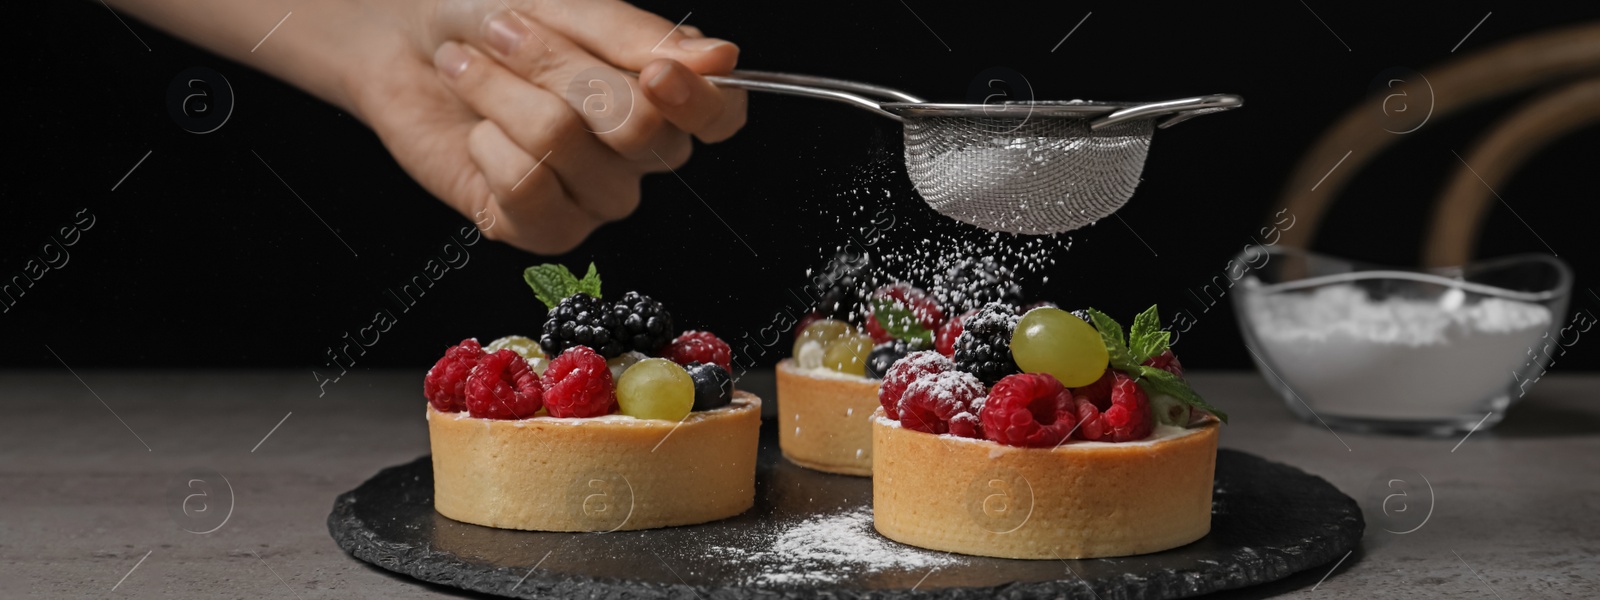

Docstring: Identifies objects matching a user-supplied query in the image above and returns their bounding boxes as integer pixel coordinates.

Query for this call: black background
[5,1,1598,380]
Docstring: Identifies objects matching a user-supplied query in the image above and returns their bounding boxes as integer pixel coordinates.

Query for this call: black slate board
[330,422,1363,599]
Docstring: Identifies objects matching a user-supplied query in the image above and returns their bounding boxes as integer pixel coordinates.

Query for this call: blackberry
[540,294,626,358]
[952,302,1021,385]
[811,252,871,321]
[865,339,931,380]
[610,291,675,354]
[936,257,1024,315]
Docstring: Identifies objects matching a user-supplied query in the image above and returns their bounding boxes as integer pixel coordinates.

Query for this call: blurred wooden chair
[1273,22,1600,267]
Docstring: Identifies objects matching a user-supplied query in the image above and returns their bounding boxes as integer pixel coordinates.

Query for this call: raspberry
[935,309,977,357]
[542,346,617,418]
[952,303,1021,385]
[424,338,483,412]
[540,294,625,358]
[879,350,953,420]
[610,291,676,355]
[896,370,986,438]
[662,330,732,373]
[1142,349,1185,378]
[464,349,543,419]
[980,373,1078,448]
[865,284,945,344]
[1071,369,1114,408]
[1103,371,1154,442]
[1074,370,1152,442]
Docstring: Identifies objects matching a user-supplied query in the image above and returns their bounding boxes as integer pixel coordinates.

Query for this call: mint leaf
[524,263,604,310]
[574,262,602,299]
[1135,366,1229,424]
[872,297,934,345]
[1085,308,1139,372]
[1128,305,1169,364]
[524,265,572,309]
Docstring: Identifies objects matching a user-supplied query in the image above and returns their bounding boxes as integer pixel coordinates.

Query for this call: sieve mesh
[902,113,1154,235]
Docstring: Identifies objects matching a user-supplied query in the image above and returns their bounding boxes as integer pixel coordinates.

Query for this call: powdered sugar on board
[703,506,960,586]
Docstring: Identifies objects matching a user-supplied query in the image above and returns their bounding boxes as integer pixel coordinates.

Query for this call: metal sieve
[705,70,1242,234]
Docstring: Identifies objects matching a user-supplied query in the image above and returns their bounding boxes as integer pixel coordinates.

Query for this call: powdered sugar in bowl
[1233,247,1571,435]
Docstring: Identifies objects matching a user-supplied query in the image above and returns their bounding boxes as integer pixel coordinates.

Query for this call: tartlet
[429,392,760,531]
[870,304,1228,559]
[421,263,755,532]
[873,411,1219,559]
[775,359,881,476]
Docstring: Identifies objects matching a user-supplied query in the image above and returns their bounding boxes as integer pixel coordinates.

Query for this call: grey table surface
[2,369,1596,599]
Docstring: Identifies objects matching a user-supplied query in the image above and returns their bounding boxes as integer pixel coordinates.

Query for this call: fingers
[464,120,599,253]
[471,11,686,160]
[638,58,747,143]
[531,0,740,75]
[434,41,643,222]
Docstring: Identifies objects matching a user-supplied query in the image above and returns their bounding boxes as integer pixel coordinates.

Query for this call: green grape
[486,335,545,359]
[607,351,647,380]
[822,333,874,377]
[1011,307,1108,387]
[793,319,856,368]
[616,358,695,421]
[529,357,550,376]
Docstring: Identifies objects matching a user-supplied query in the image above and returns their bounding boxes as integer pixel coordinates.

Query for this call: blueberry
[865,339,929,380]
[685,362,733,411]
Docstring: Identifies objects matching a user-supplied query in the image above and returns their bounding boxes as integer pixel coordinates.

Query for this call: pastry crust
[872,410,1219,559]
[775,359,880,476]
[428,392,761,532]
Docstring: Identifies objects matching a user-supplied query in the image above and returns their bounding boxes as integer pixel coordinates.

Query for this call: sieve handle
[1090,94,1244,130]
[703,70,926,122]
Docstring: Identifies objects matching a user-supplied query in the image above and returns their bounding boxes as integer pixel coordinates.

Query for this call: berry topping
[1071,369,1115,405]
[794,311,825,335]
[607,351,648,381]
[610,291,675,355]
[542,346,617,418]
[1142,349,1185,378]
[934,309,976,357]
[865,339,930,380]
[865,284,945,345]
[615,358,695,421]
[464,349,544,419]
[822,333,874,376]
[897,370,986,438]
[952,303,1021,385]
[879,350,954,420]
[793,319,856,369]
[540,294,626,358]
[1012,307,1109,388]
[424,338,483,412]
[686,362,734,412]
[980,373,1078,448]
[934,257,1024,315]
[485,335,545,359]
[664,330,733,373]
[1103,371,1154,442]
[812,252,871,321]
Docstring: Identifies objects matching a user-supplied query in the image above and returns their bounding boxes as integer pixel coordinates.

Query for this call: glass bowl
[1232,247,1571,436]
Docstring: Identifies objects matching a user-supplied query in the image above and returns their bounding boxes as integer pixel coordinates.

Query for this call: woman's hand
[355,0,747,253]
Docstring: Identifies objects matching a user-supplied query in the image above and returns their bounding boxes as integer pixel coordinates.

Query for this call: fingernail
[485,12,528,56]
[434,42,470,79]
[647,64,691,106]
[678,37,731,52]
